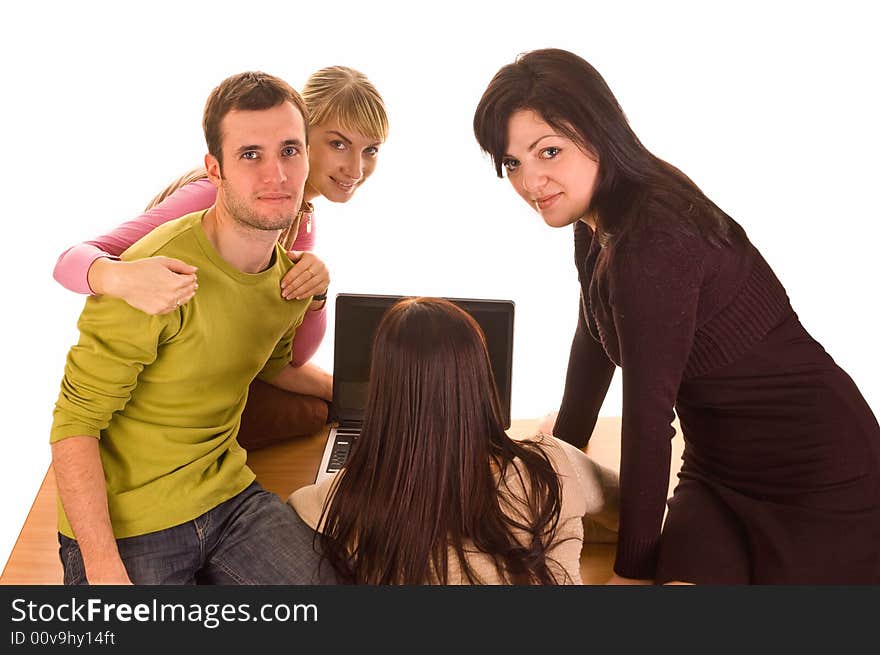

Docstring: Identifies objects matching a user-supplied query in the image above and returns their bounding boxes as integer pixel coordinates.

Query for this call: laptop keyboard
[326,427,360,474]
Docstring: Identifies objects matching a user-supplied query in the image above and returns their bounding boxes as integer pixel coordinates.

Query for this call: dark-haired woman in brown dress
[473,48,880,584]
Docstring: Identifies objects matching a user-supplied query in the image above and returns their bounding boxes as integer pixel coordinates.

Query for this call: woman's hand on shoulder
[88,256,198,315]
[283,250,330,305]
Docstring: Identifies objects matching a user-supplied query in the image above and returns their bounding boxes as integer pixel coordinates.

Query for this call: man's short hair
[203,71,308,168]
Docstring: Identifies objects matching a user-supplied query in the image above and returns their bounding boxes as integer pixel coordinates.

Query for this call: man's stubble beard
[220,179,298,233]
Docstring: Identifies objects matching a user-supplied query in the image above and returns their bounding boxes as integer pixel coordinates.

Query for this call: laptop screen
[332,294,515,428]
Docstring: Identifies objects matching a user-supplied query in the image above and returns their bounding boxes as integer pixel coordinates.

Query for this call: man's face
[208,102,309,231]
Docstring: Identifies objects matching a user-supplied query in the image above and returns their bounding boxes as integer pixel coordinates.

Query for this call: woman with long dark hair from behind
[290,297,616,584]
[473,48,880,584]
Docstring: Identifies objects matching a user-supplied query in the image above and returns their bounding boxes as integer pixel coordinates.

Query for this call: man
[50,72,332,584]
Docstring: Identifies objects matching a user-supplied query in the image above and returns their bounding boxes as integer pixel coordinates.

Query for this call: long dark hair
[318,298,566,584]
[473,48,744,251]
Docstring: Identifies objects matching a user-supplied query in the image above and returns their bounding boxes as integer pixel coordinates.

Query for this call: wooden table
[0,417,683,585]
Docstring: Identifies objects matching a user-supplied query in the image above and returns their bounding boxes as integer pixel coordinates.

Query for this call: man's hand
[84,559,133,585]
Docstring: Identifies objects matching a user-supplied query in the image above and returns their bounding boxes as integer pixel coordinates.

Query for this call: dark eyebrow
[235,139,304,155]
[503,134,559,159]
[235,144,263,155]
[528,134,558,151]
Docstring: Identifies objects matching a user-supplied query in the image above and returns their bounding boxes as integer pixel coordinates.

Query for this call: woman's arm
[53,178,217,301]
[552,296,616,447]
[288,473,339,532]
[550,220,616,446]
[550,435,619,530]
[290,308,327,366]
[266,360,332,401]
[608,229,704,581]
[285,212,328,366]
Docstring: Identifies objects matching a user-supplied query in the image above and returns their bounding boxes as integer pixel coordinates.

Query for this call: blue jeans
[58,481,336,585]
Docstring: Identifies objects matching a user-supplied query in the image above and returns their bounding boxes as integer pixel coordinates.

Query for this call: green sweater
[51,210,309,539]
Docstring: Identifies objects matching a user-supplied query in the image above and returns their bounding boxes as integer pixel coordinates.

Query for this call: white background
[1,1,877,574]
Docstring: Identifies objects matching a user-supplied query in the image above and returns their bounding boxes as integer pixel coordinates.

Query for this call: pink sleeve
[52,179,218,294]
[290,307,327,366]
[288,209,326,366]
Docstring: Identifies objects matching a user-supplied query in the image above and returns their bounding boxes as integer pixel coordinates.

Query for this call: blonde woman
[53,66,389,448]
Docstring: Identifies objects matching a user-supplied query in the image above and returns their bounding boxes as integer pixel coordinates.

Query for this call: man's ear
[205,153,222,187]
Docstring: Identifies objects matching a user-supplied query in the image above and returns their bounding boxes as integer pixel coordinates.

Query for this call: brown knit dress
[553,216,880,584]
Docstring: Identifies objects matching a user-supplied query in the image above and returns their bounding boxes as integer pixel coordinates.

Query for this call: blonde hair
[302,66,388,142]
[145,168,208,211]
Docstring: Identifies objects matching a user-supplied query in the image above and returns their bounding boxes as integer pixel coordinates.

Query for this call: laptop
[315,293,515,483]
